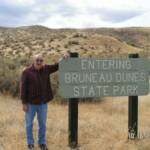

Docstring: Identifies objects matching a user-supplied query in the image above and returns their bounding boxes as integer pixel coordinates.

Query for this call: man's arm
[20,70,28,104]
[45,62,59,74]
[46,53,70,74]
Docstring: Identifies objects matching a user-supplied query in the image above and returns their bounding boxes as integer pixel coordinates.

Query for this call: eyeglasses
[36,59,43,63]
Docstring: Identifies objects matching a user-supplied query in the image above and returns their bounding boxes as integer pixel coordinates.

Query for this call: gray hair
[33,54,43,60]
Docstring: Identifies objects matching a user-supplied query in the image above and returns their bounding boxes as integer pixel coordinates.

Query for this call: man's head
[32,54,44,70]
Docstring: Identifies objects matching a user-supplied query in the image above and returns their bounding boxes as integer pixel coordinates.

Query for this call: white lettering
[73,86,79,97]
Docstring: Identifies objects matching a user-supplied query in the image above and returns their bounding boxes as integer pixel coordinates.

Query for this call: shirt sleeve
[20,70,28,104]
[45,62,59,74]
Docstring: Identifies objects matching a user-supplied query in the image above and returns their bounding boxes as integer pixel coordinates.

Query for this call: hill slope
[0,25,150,97]
[1,25,149,61]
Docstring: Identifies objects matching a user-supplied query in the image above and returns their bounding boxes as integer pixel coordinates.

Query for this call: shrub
[68,40,79,45]
[72,33,87,39]
[0,57,21,96]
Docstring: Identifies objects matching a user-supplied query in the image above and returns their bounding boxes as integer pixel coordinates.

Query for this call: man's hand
[22,104,28,112]
[63,52,70,59]
[59,52,70,62]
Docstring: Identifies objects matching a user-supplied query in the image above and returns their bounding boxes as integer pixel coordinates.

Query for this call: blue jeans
[25,103,48,145]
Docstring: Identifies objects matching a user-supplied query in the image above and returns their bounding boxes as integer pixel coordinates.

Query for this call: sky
[0,0,150,28]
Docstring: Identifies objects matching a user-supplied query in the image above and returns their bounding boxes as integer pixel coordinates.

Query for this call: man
[20,53,69,150]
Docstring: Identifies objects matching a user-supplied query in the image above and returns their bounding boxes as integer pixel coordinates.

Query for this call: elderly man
[20,53,69,150]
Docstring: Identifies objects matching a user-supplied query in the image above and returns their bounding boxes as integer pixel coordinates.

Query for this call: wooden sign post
[68,52,79,148]
[128,53,139,139]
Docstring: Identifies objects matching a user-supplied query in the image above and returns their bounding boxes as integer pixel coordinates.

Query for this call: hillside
[0,25,150,97]
[1,25,150,61]
[85,27,150,51]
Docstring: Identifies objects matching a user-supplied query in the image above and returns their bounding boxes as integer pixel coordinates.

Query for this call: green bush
[0,56,21,96]
[68,40,79,45]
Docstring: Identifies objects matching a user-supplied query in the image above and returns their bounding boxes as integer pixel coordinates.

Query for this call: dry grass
[0,94,150,150]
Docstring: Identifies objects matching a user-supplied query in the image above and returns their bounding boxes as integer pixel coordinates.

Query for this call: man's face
[33,56,43,70]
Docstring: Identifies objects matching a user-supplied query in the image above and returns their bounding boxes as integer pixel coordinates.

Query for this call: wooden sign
[58,58,150,98]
